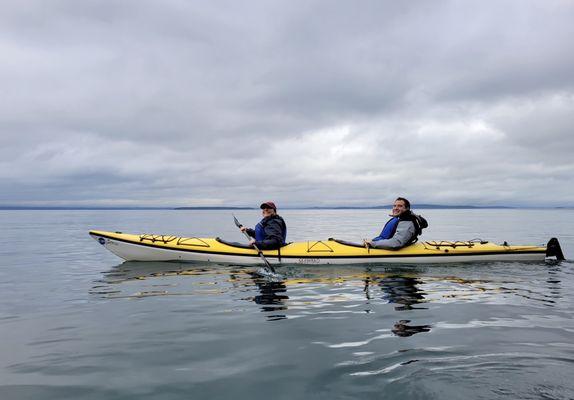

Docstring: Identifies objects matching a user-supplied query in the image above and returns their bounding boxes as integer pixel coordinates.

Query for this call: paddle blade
[233,214,242,228]
[255,267,283,281]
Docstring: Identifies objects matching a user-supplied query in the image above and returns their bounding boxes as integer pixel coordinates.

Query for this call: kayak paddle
[233,215,277,274]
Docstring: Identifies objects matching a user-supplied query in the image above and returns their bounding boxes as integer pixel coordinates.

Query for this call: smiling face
[391,199,408,217]
[261,207,276,217]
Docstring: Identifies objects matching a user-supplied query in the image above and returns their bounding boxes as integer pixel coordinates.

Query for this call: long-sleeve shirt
[371,220,416,250]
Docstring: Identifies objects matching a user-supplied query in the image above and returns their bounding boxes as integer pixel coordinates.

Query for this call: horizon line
[1,204,573,210]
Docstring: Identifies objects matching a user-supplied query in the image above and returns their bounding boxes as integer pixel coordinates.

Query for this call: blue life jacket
[373,217,400,241]
[372,211,428,244]
[255,222,266,242]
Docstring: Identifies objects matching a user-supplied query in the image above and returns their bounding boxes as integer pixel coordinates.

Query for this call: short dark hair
[395,197,410,209]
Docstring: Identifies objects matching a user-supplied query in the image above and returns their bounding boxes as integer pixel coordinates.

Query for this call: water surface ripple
[1,209,573,399]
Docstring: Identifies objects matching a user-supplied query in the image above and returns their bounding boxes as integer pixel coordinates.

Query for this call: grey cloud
[1,0,573,207]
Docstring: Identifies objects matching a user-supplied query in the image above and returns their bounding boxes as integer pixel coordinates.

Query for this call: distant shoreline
[1,205,572,210]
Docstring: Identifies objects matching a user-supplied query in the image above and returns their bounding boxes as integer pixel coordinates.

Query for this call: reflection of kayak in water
[89,230,564,265]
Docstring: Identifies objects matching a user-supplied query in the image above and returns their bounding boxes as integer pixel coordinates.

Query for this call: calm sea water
[1,209,573,400]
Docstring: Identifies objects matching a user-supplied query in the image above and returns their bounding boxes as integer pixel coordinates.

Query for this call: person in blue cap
[240,201,287,250]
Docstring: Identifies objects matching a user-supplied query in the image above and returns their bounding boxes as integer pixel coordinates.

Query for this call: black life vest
[255,215,287,244]
[388,210,428,244]
[405,211,428,237]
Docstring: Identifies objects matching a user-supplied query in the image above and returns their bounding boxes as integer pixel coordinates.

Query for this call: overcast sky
[1,0,573,207]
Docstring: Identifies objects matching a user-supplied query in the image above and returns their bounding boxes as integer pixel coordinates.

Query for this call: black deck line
[91,232,547,260]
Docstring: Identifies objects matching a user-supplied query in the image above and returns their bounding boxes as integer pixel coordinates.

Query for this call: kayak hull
[89,230,553,265]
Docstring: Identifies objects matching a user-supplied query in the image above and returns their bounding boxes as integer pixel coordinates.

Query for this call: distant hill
[302,204,515,210]
[412,204,515,209]
[0,206,170,210]
[174,206,254,210]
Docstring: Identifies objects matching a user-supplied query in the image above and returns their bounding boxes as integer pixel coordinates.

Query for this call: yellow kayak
[89,230,564,265]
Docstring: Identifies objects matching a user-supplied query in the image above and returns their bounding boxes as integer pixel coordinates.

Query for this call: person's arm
[255,220,283,250]
[245,228,256,238]
[371,221,415,250]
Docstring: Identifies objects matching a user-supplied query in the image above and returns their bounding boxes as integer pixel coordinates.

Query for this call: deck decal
[307,241,334,253]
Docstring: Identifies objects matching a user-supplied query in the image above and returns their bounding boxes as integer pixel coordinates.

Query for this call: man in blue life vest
[364,197,422,250]
[240,201,287,250]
